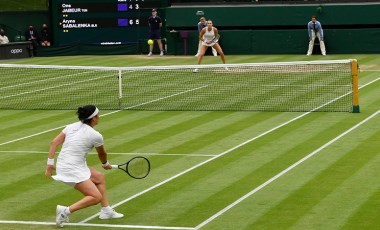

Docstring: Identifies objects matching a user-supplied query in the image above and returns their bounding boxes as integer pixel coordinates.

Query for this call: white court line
[0,85,209,147]
[0,150,216,157]
[195,109,380,229]
[123,85,209,110]
[0,71,93,90]
[0,73,114,100]
[0,220,195,229]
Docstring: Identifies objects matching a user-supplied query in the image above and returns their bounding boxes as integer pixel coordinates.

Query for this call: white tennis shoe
[147,52,152,57]
[56,205,69,228]
[99,209,124,219]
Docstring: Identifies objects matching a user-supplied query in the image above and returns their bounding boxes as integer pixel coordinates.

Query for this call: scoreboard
[50,0,162,46]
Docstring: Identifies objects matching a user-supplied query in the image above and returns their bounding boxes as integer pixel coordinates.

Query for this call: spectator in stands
[194,20,227,73]
[25,25,39,56]
[307,15,326,56]
[40,24,51,46]
[195,17,217,57]
[0,29,10,44]
[147,9,164,56]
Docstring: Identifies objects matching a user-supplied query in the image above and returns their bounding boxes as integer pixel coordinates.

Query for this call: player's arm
[45,132,65,177]
[95,145,112,170]
[199,28,206,42]
[213,27,219,40]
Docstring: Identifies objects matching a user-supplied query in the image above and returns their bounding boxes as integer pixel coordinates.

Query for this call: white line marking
[123,85,209,110]
[194,109,380,229]
[0,71,93,90]
[0,220,195,229]
[0,73,114,100]
[0,150,216,157]
[0,85,209,147]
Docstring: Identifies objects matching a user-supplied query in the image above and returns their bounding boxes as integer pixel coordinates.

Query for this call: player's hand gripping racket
[111,156,150,179]
[206,34,220,47]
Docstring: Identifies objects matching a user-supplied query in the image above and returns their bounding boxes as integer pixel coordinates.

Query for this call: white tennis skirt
[52,161,91,185]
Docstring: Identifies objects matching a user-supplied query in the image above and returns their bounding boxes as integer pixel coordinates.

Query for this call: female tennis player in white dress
[45,105,123,228]
[196,20,226,69]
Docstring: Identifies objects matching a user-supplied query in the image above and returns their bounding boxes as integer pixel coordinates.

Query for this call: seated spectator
[0,29,10,44]
[40,24,51,46]
[24,25,39,56]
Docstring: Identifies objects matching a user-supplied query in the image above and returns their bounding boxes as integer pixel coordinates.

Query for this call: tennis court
[0,54,379,229]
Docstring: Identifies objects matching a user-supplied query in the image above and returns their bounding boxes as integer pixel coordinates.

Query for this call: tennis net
[0,59,359,112]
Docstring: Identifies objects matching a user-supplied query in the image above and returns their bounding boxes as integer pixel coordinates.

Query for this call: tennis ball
[147,39,153,45]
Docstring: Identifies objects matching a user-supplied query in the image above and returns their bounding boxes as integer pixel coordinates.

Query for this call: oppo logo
[10,49,23,54]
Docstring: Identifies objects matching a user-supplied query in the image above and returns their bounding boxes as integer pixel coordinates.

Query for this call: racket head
[122,156,150,179]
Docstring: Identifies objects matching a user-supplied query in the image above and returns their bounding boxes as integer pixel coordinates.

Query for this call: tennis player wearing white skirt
[194,20,227,73]
[45,105,123,228]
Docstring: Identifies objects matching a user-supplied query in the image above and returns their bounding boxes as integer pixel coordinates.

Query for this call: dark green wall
[166,28,380,55]
[166,4,380,27]
[165,3,380,55]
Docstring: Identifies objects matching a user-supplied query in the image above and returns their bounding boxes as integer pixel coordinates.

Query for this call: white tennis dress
[202,27,215,46]
[52,121,104,184]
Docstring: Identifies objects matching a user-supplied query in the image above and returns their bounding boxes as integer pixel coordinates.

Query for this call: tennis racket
[111,156,150,179]
[205,34,220,47]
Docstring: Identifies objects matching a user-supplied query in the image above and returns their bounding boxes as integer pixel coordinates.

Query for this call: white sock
[64,207,71,215]
[102,206,113,212]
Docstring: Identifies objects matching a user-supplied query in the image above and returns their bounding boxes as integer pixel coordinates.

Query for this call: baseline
[0,220,195,230]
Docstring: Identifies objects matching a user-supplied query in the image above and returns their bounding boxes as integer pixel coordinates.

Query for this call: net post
[351,59,360,113]
[118,69,122,109]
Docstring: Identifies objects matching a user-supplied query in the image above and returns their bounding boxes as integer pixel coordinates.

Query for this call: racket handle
[111,165,118,169]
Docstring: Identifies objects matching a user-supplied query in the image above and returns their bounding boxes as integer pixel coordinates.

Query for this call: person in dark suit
[25,25,39,56]
[40,24,51,46]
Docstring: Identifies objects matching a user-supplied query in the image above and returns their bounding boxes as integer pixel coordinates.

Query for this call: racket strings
[128,158,150,178]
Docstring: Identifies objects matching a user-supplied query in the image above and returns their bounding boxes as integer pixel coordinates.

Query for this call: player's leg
[317,33,326,55]
[89,167,124,219]
[89,167,109,207]
[195,40,202,56]
[55,179,101,227]
[213,43,226,64]
[197,45,208,64]
[307,31,316,55]
[71,178,103,212]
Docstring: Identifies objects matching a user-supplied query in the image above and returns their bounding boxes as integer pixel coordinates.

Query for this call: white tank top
[203,27,215,42]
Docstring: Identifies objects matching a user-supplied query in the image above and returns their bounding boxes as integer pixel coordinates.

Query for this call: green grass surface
[0,54,379,229]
